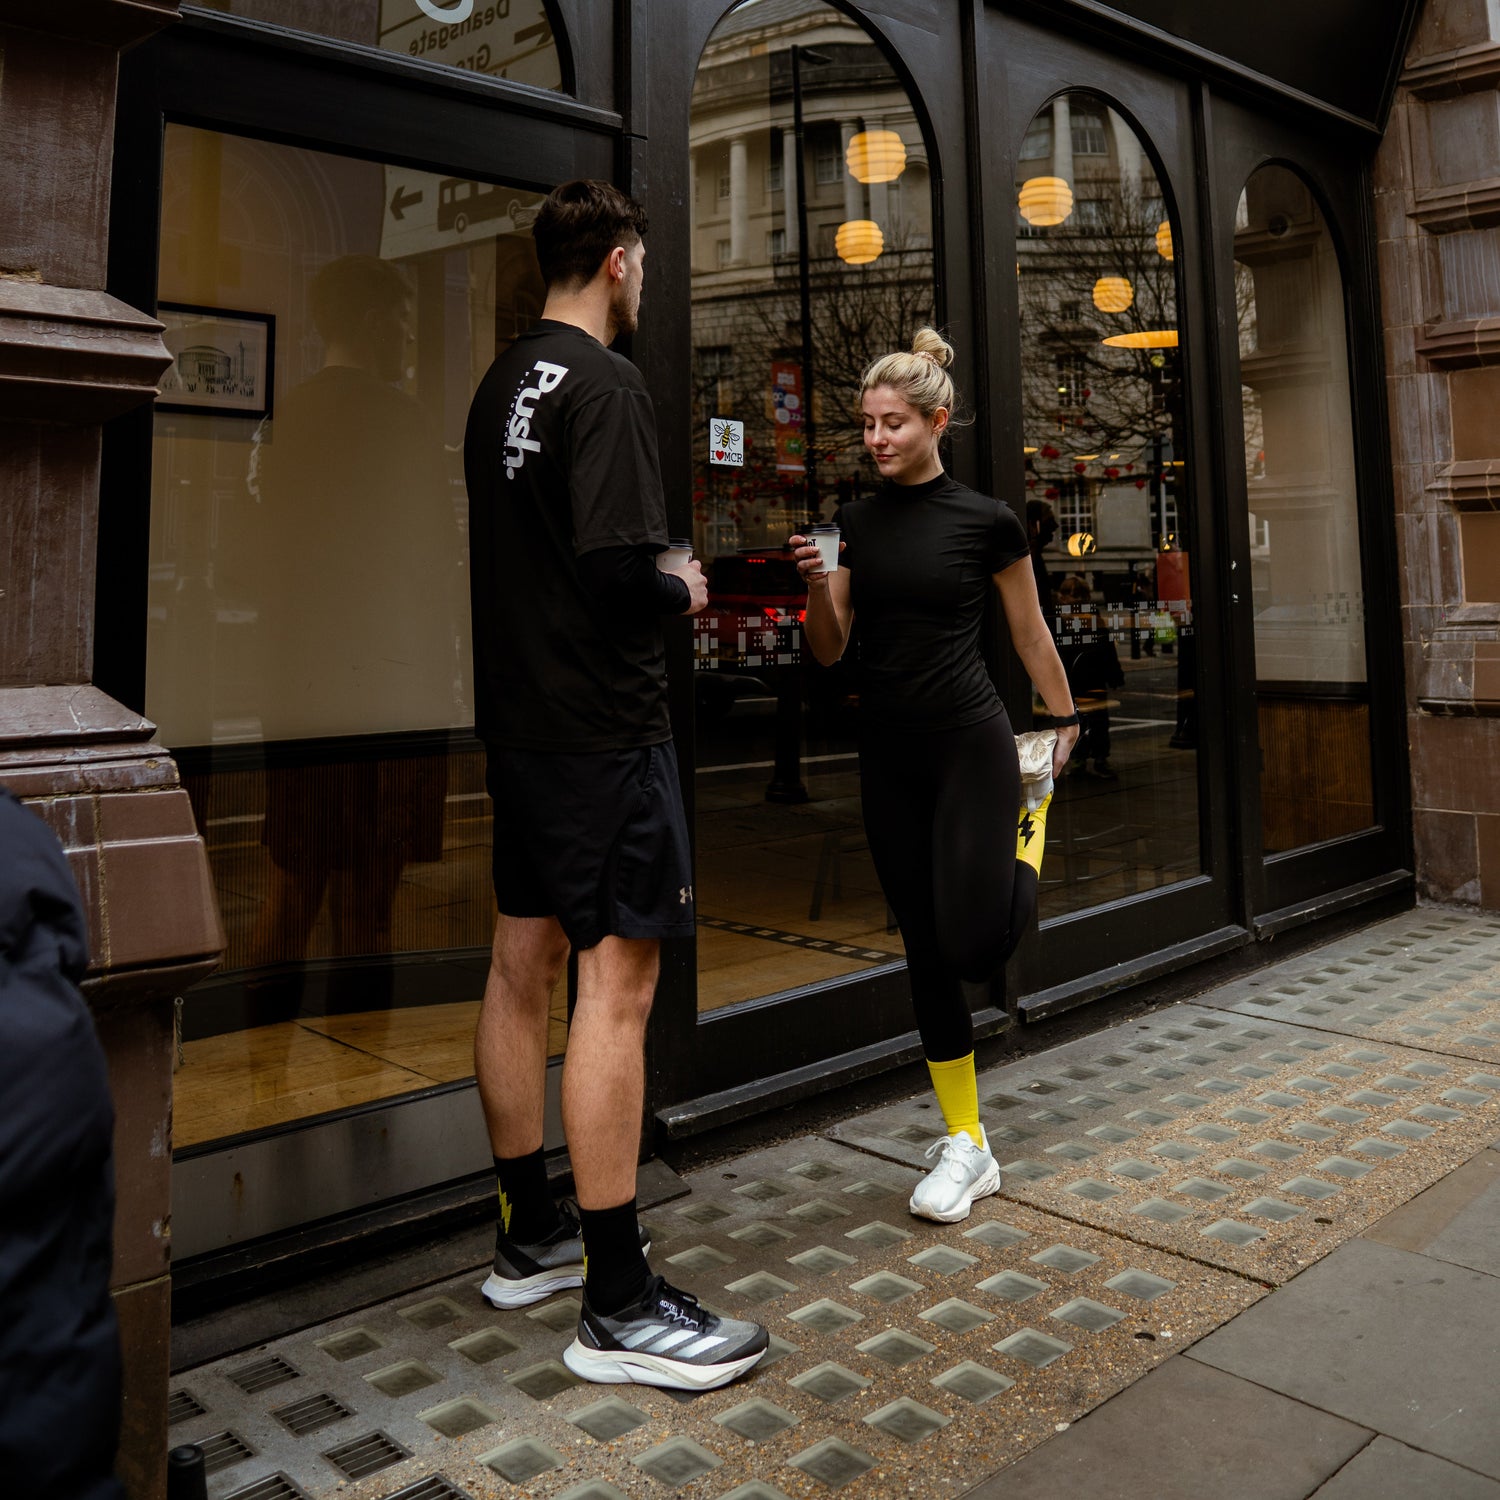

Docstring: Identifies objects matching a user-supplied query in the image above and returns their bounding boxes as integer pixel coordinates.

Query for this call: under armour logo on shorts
[679,886,693,905]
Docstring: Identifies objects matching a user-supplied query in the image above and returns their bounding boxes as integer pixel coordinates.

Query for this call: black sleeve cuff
[578,544,693,616]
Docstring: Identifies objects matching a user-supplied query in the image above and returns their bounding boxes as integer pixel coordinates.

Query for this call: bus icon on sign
[438,179,539,236]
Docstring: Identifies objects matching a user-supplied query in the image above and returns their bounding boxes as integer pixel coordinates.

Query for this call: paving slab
[1188,1237,1500,1480]
[960,1355,1371,1500]
[174,1136,1261,1499]
[1308,1435,1500,1500]
[829,1003,1500,1283]
[1362,1148,1500,1277]
[1197,909,1500,1063]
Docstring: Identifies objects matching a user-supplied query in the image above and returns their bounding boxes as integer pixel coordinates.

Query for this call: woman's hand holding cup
[789,526,843,586]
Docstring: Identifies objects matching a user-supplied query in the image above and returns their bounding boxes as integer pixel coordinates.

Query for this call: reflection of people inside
[795,329,1081,1226]
[245,254,455,993]
[1056,572,1123,781]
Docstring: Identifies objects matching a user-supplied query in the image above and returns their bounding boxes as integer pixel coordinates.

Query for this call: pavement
[168,904,1500,1500]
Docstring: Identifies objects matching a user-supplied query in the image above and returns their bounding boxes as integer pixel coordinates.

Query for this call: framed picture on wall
[157,303,275,419]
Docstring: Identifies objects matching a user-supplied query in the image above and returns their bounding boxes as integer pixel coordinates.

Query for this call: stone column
[782,127,801,255]
[1109,107,1142,204]
[840,118,863,226]
[1051,95,1075,207]
[865,115,890,237]
[0,4,223,1497]
[1376,0,1500,907]
[729,134,749,266]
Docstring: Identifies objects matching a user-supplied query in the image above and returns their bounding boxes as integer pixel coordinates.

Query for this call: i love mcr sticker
[710,418,745,467]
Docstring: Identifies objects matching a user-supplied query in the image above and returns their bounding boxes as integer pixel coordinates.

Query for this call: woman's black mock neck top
[838,472,1029,732]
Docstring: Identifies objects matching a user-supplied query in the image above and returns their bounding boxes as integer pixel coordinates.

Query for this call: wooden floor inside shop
[174,903,902,1149]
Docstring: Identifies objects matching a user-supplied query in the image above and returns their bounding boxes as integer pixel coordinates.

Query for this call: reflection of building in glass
[689,0,935,558]
[1016,95,1182,578]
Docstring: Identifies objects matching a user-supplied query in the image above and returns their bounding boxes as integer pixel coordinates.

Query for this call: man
[463,180,768,1391]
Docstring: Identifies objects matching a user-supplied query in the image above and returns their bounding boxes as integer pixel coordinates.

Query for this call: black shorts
[485,739,695,950]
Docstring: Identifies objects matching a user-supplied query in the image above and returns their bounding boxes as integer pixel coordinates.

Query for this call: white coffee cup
[810,523,840,573]
[657,537,693,571]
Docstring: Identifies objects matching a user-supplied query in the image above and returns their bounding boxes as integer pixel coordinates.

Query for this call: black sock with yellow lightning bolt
[494,1150,561,1246]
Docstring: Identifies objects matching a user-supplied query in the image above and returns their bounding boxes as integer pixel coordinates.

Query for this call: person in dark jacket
[0,787,124,1500]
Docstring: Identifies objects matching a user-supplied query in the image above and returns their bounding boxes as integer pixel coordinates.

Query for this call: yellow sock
[927,1053,983,1141]
[1017,792,1052,876]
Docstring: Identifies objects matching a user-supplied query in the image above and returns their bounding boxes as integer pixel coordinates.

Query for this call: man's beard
[606,285,639,342]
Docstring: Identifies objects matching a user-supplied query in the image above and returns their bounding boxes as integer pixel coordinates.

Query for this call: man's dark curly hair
[533,179,649,291]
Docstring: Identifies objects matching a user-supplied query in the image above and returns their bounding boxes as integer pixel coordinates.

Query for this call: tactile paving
[178,1136,1258,1499]
[1197,910,1500,1062]
[829,1003,1500,1282]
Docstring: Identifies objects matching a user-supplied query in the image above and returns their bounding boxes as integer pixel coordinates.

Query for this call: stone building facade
[1378,0,1500,909]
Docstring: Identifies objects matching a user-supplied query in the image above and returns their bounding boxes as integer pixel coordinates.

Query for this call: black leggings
[860,713,1036,1063]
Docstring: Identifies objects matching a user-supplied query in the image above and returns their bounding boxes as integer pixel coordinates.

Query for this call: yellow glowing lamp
[1101,328,1180,349]
[1155,220,1174,260]
[835,219,884,265]
[1068,532,1097,557]
[845,129,907,184]
[1092,275,1134,313]
[1018,176,1073,227]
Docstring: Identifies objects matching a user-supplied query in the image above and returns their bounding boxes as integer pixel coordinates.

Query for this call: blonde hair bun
[911,327,955,368]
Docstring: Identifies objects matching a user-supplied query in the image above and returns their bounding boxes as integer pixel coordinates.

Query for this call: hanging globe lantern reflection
[1017,176,1073,227]
[1155,220,1174,260]
[1068,532,1097,557]
[845,129,907,184]
[1092,275,1134,313]
[835,219,884,264]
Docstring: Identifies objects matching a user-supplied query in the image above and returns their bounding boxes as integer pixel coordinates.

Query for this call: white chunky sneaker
[909,1129,1001,1223]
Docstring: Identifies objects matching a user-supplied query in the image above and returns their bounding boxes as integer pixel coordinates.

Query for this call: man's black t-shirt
[465,320,671,751]
[840,473,1030,732]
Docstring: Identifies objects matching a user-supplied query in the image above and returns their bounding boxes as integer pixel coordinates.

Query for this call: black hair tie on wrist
[1050,712,1081,727]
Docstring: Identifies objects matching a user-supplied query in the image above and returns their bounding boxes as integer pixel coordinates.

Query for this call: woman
[792,328,1080,1223]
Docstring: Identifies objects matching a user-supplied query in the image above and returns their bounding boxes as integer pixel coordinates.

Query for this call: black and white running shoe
[563,1276,769,1390]
[480,1200,650,1310]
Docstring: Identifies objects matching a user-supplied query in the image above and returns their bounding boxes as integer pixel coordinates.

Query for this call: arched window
[687,0,937,1014]
[1014,91,1200,917]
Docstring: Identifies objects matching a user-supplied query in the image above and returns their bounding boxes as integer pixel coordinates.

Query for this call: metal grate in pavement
[270,1392,353,1437]
[321,1430,409,1481]
[199,1431,254,1476]
[223,1474,311,1500]
[227,1355,300,1395]
[379,1477,474,1500]
[168,1389,206,1425]
[831,1003,1499,1282]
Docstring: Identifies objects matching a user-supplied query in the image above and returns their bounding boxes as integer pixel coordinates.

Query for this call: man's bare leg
[475,913,571,1160]
[563,935,658,1209]
[475,913,577,1310]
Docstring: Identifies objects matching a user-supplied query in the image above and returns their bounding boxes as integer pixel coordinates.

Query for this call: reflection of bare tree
[690,232,935,542]
[1019,181,1180,501]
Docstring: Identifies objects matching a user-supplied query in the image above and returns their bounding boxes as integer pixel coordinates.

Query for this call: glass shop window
[687,0,937,1017]
[1015,91,1204,918]
[149,124,550,1146]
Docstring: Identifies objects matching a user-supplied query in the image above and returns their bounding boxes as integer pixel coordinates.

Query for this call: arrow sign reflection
[390,186,424,221]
